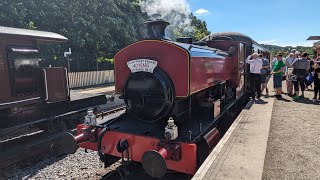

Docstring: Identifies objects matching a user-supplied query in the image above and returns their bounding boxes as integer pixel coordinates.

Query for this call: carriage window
[7,47,41,96]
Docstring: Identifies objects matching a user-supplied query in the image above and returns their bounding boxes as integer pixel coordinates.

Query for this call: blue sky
[188,0,319,47]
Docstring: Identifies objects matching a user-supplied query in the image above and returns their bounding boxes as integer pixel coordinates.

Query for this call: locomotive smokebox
[145,19,170,40]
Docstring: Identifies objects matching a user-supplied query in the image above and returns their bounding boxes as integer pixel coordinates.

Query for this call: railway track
[0,106,126,178]
[1,94,248,179]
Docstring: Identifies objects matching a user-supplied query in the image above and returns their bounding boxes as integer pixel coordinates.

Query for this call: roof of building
[307,36,320,40]
[0,26,68,42]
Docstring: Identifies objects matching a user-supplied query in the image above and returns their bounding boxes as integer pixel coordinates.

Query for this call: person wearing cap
[285,53,296,96]
[272,52,285,90]
[291,52,310,98]
[272,53,285,98]
[246,53,263,99]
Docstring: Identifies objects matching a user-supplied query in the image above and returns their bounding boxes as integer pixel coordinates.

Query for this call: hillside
[261,44,314,58]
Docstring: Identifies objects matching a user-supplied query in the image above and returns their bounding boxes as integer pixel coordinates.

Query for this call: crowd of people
[246,50,320,101]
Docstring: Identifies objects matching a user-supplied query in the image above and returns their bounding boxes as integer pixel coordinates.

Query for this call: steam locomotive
[64,19,270,178]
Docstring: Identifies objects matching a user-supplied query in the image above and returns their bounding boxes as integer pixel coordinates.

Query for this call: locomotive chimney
[145,19,170,40]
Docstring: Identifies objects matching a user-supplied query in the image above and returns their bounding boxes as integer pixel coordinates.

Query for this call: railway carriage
[0,27,107,133]
[64,19,270,178]
[201,32,270,93]
[0,27,69,109]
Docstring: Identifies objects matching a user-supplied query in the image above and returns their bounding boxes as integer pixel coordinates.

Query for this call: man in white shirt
[246,53,263,99]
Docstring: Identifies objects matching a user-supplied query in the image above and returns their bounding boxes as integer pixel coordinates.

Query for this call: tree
[173,14,210,41]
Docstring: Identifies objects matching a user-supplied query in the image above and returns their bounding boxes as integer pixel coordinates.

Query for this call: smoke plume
[139,0,193,39]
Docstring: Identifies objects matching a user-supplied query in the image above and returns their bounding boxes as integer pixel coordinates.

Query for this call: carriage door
[238,43,245,96]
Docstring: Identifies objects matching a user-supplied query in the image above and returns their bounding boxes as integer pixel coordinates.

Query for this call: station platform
[193,80,320,180]
[70,84,115,101]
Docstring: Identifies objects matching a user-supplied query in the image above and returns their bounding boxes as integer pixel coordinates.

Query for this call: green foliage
[0,0,147,59]
[262,44,315,59]
[173,14,210,41]
[27,21,37,30]
[97,57,114,64]
[0,0,210,64]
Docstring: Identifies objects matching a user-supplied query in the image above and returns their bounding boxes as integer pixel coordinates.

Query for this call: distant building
[307,36,320,58]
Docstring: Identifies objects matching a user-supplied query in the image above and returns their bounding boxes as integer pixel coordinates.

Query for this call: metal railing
[68,70,114,89]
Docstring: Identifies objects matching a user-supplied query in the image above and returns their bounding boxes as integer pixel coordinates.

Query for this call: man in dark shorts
[272,53,285,98]
[291,52,310,98]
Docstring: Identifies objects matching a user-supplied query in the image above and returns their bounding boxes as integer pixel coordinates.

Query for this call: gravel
[262,89,320,179]
[6,148,119,180]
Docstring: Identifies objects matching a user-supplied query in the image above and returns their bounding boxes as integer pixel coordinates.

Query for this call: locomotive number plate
[127,59,158,73]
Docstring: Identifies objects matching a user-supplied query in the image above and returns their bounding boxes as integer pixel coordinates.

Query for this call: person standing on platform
[313,62,320,101]
[246,53,263,100]
[272,51,285,92]
[260,54,270,95]
[285,53,296,96]
[271,53,285,99]
[291,52,310,99]
[295,51,301,58]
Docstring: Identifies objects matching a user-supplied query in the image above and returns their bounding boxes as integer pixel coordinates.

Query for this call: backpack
[305,73,314,86]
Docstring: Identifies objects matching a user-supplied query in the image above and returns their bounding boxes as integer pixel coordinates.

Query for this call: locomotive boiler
[64,19,269,178]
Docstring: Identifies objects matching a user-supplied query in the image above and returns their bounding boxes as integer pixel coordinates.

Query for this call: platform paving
[70,84,115,101]
[193,79,320,180]
[262,88,320,179]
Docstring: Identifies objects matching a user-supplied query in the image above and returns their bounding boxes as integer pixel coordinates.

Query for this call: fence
[68,70,114,89]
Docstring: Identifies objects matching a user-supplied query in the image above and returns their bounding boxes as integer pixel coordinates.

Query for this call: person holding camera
[246,53,263,99]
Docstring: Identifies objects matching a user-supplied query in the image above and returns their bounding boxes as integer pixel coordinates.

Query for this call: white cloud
[194,8,211,16]
[259,39,313,47]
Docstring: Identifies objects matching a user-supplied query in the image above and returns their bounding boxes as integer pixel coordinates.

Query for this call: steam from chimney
[139,0,193,39]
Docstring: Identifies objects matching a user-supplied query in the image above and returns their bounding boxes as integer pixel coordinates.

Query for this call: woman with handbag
[291,52,310,98]
[285,53,296,96]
